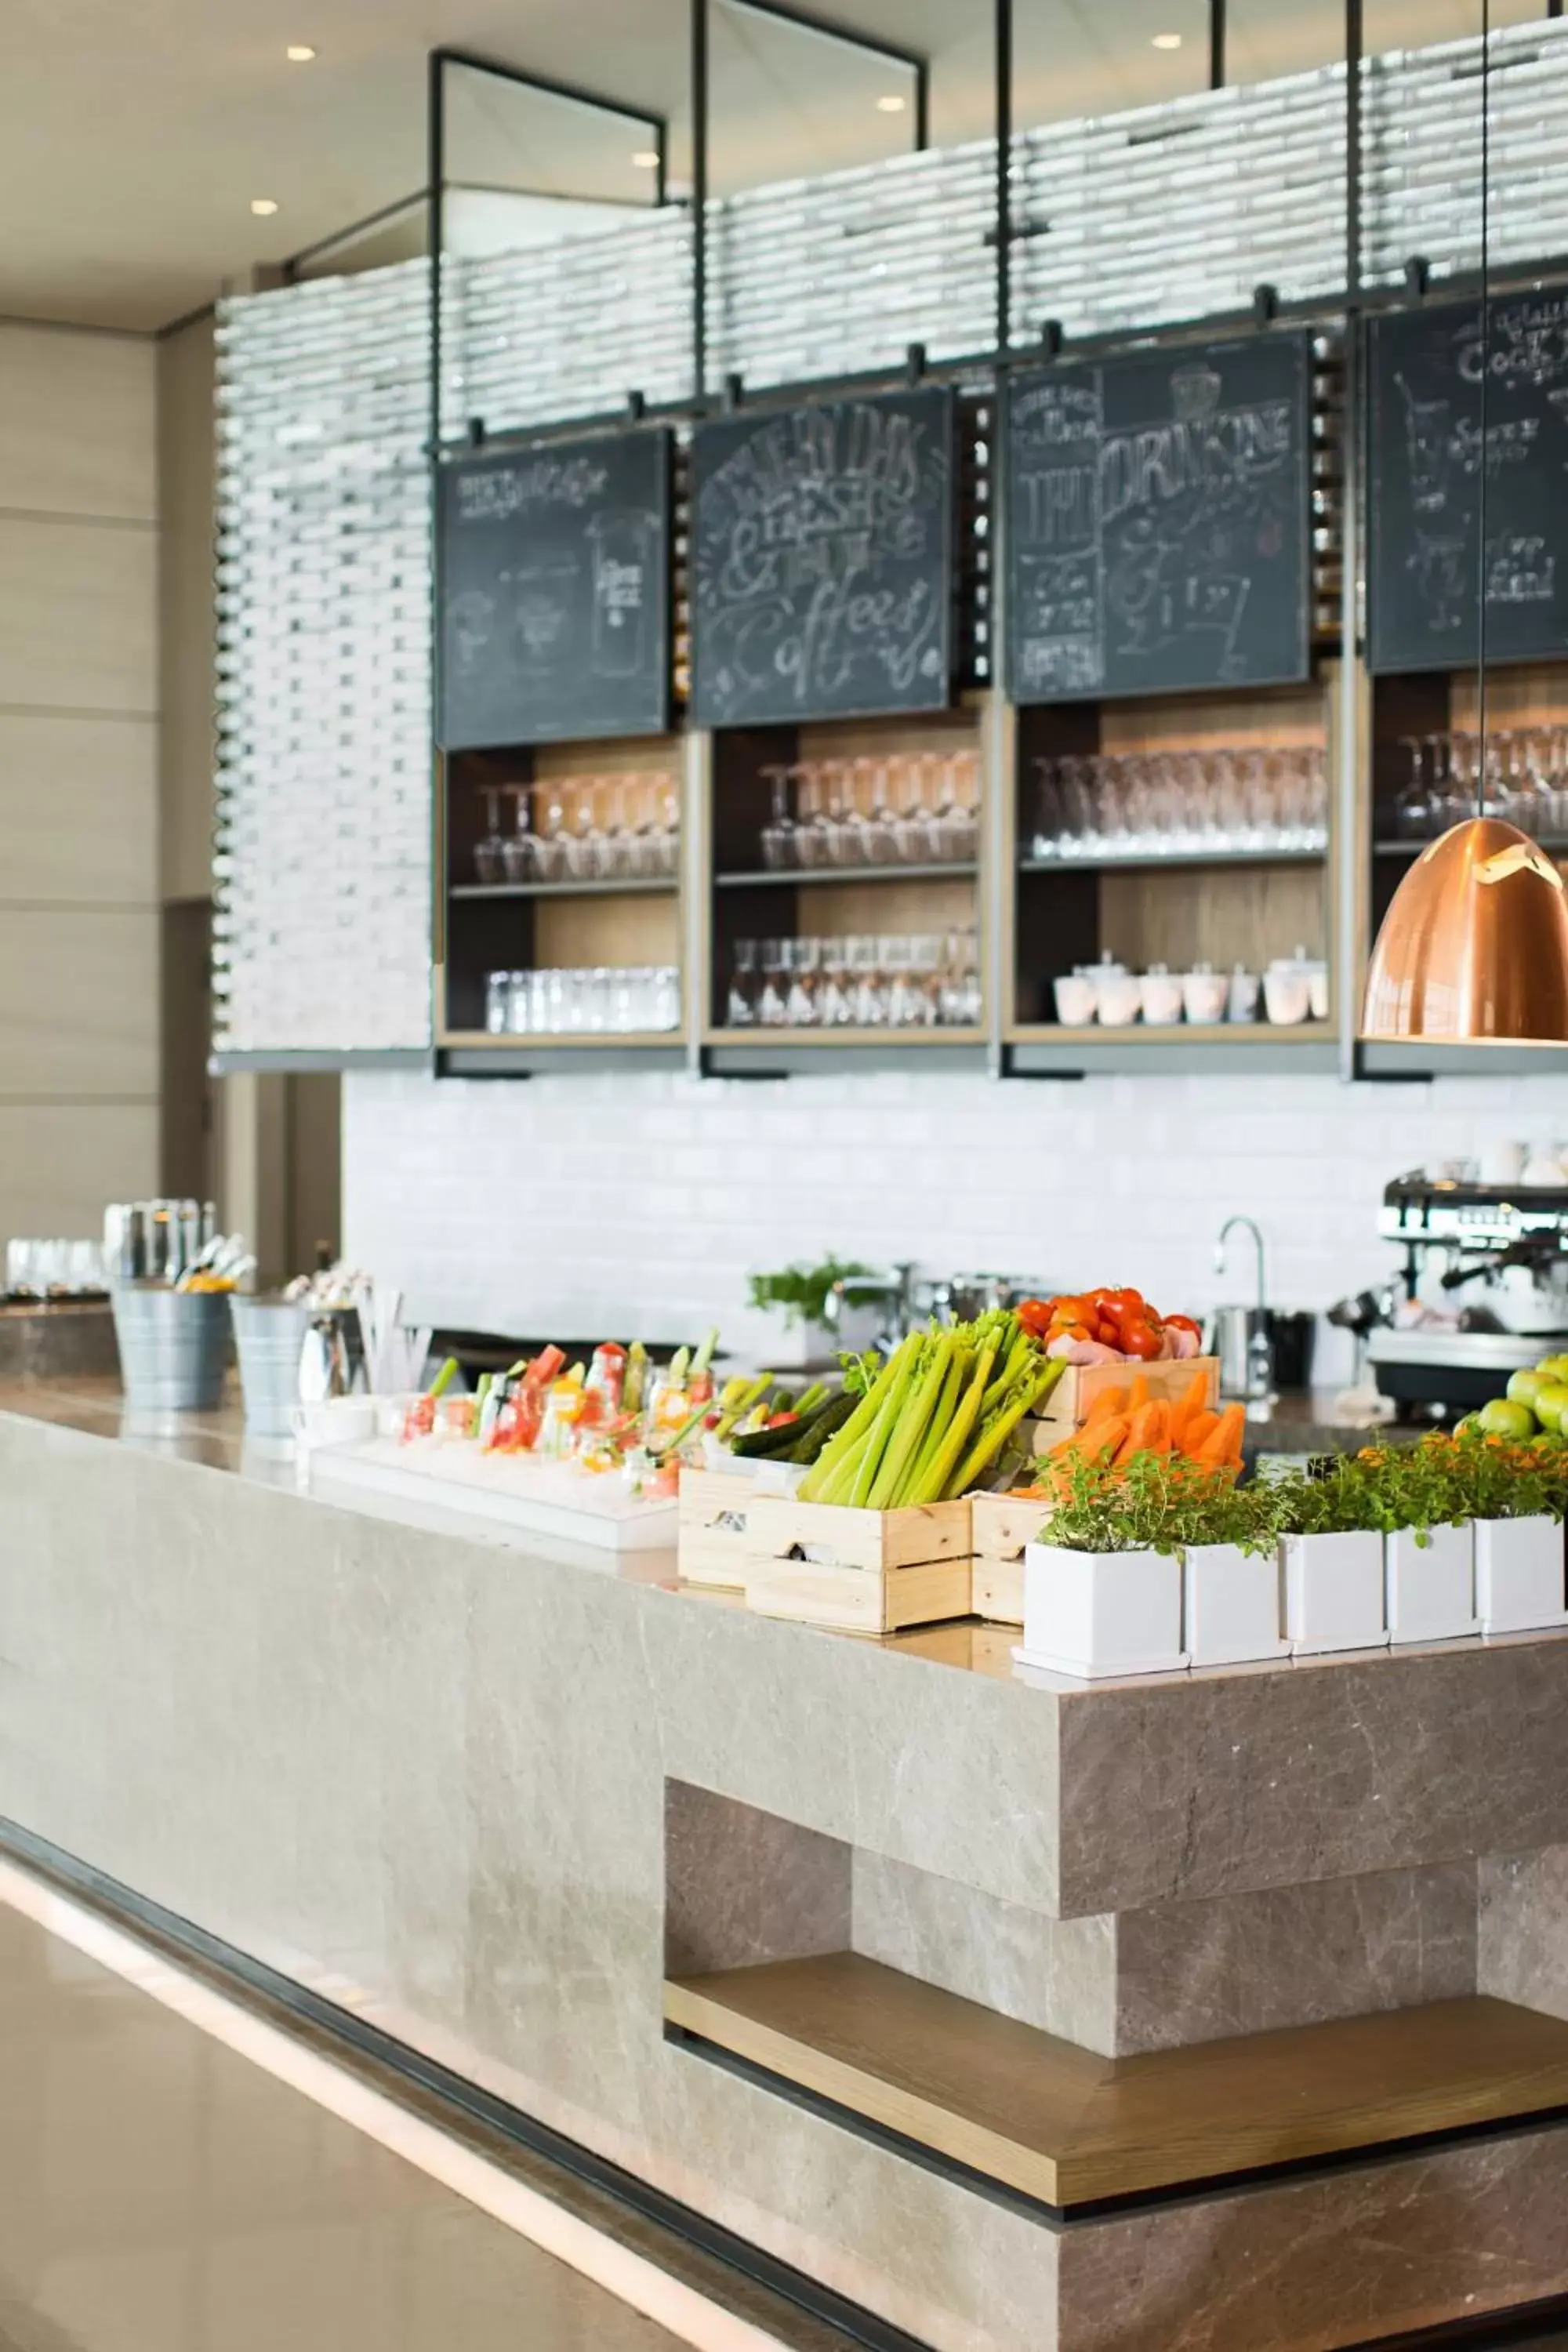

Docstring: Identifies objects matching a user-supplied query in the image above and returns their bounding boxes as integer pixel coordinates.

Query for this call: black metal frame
[1210,0,1226,93]
[715,0,929,149]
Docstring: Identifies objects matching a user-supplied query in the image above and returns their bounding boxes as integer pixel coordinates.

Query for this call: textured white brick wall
[343,1068,1568,1379]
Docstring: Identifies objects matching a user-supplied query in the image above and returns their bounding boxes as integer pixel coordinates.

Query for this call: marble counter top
[7,1379,1568,2348]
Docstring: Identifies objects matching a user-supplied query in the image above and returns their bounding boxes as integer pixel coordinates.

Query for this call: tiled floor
[0,1896,742,2352]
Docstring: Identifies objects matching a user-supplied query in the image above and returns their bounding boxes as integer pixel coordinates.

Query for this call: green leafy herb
[747,1257,877,1332]
[1044,1452,1278,1557]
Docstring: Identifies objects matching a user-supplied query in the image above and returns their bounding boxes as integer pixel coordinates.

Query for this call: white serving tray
[308,1436,678,1552]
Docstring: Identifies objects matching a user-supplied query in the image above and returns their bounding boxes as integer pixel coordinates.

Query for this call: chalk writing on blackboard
[691,389,954,728]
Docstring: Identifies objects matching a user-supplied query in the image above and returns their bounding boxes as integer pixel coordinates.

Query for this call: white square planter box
[1183,1543,1288,1668]
[1385,1523,1478,1646]
[1018,1543,1187,1681]
[1475,1515,1568,1636]
[1283,1530,1388,1656]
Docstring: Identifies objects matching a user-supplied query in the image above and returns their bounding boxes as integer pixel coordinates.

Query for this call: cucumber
[786,1390,857,1463]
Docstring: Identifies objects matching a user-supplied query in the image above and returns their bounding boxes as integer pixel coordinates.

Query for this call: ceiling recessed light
[285,43,316,61]
[877,93,906,112]
[1152,31,1183,48]
[631,148,660,169]
[250,198,279,216]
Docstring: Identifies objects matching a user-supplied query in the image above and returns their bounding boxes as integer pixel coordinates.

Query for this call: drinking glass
[855,757,898,865]
[535,779,571,880]
[793,764,833,869]
[474,786,506,884]
[935,750,981,862]
[500,785,533,882]
[818,936,856,1026]
[848,935,887,1025]
[485,971,510,1034]
[593,775,630,879]
[758,938,789,1027]
[784,936,821,1027]
[727,939,758,1027]
[654,771,681,877]
[760,764,796,870]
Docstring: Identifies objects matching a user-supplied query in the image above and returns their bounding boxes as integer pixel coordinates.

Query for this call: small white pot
[1474,1515,1568,1635]
[1282,1530,1388,1655]
[1183,1542,1288,1668]
[1018,1543,1187,1681]
[1385,1522,1478,1646]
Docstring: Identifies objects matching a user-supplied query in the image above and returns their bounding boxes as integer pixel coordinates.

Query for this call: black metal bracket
[905,341,927,385]
[1039,318,1065,358]
[1252,282,1279,325]
[1403,254,1432,298]
[1210,0,1226,91]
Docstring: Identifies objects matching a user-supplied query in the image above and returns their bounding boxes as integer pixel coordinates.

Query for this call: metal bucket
[230,1294,310,1437]
[111,1283,231,1412]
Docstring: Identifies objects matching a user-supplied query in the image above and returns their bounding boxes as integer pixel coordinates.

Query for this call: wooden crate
[677,1468,757,1591]
[970,1492,1051,1626]
[743,1493,973,1635]
[1027,1356,1221,1452]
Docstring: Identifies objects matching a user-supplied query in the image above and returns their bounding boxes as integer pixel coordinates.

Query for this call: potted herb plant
[1377,1437,1479,1647]
[1272,1454,1390,1656]
[1454,1436,1568,1636]
[1018,1452,1189,1680]
[746,1255,880,1370]
[1169,1470,1288,1669]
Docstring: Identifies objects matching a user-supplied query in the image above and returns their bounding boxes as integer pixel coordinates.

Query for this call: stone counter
[5,1383,1568,2350]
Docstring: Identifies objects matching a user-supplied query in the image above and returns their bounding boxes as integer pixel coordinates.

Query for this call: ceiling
[0,0,1544,332]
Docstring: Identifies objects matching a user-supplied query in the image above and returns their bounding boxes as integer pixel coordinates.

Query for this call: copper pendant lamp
[1362,817,1568,1043]
[1359,0,1568,1048]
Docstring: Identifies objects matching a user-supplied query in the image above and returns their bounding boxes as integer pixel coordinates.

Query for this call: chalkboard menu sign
[437,429,671,750]
[1369,295,1568,675]
[1007,334,1312,702]
[690,388,955,728]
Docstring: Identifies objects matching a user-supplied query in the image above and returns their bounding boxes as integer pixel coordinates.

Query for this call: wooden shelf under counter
[666,1952,1568,2212]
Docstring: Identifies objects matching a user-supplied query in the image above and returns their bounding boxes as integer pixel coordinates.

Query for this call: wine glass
[758,938,789,1027]
[855,757,898,864]
[793,764,833,869]
[819,936,855,1026]
[499,785,532,881]
[727,939,758,1027]
[760,765,797,871]
[784,935,821,1027]
[474,786,506,884]
[535,780,570,880]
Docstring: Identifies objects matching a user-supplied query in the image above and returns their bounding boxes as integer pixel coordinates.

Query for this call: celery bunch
[797,1311,1063,1509]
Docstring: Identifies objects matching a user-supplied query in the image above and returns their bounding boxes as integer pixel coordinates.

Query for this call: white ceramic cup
[1053,973,1098,1026]
[290,1396,376,1450]
[1139,970,1184,1026]
[1263,969,1312,1025]
[1181,969,1229,1024]
[1096,972,1143,1027]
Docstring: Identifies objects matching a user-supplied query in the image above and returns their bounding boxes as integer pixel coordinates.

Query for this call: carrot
[1113,1400,1171,1465]
[1124,1372,1151,1416]
[1193,1402,1247,1468]
[1170,1369,1210,1443]
[1083,1383,1128,1428]
[1179,1407,1221,1458]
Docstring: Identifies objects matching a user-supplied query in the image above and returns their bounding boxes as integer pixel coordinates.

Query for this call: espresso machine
[1363,1172,1568,1417]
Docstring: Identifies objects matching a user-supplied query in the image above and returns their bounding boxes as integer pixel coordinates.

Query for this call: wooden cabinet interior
[1370,658,1568,953]
[706,706,984,1038]
[1011,676,1335,1036]
[439,731,684,1045]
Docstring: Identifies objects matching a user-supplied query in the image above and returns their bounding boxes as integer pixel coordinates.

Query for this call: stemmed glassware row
[758,752,980,872]
[725,931,982,1031]
[1030,746,1330,863]
[1393,730,1568,840]
[473,774,681,886]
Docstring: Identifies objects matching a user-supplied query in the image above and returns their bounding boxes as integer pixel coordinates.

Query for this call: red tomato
[1120,1319,1163,1360]
[1163,1313,1203,1341]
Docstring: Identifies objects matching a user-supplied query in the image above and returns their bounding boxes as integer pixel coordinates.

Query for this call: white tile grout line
[0,1856,791,2352]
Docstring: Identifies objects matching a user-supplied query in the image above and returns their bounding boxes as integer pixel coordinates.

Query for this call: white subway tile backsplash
[343,1066,1568,1359]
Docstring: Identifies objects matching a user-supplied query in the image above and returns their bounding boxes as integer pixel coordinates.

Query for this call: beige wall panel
[0,713,157,904]
[0,1102,157,1238]
[0,517,157,716]
[157,316,216,901]
[0,326,156,523]
[0,909,158,1097]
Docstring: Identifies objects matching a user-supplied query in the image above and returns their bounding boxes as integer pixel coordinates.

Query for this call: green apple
[1479,1397,1539,1441]
[1454,1414,1483,1441]
[1537,1355,1568,1381]
[1534,1383,1568,1436]
[1508,1369,1548,1410]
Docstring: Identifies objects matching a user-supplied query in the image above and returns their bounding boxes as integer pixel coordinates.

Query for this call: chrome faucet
[1214,1216,1273,1400]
